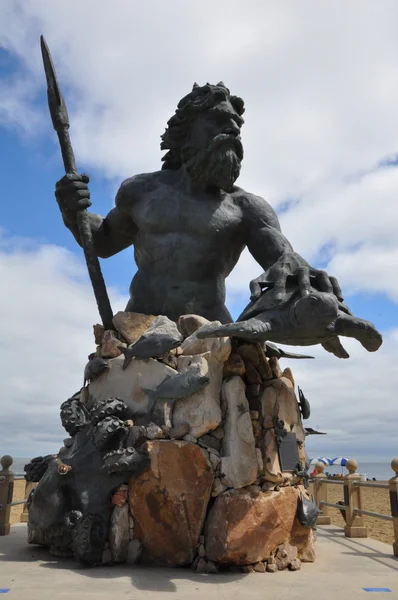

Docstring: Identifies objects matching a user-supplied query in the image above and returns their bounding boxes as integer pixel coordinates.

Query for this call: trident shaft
[40,35,114,331]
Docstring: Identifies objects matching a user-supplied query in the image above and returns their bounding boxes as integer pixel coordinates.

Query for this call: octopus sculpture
[25,394,149,565]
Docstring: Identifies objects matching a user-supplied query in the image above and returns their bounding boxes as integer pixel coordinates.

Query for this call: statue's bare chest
[131,186,243,241]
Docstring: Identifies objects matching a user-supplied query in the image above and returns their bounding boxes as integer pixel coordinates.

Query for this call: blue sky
[0,0,398,465]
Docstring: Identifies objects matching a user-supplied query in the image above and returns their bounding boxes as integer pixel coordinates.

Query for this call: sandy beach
[9,480,395,548]
[309,481,395,546]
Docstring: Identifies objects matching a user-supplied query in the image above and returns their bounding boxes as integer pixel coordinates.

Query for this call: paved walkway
[0,524,396,599]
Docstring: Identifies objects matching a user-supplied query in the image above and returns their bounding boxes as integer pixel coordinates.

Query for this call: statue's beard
[182,134,243,192]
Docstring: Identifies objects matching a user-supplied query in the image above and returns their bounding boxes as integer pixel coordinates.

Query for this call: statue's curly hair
[161,82,245,171]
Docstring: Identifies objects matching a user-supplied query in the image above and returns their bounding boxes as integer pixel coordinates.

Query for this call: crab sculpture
[26,394,149,565]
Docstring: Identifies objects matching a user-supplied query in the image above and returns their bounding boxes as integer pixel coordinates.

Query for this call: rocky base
[25,312,318,570]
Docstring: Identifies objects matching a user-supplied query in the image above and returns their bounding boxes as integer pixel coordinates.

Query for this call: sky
[0,0,397,468]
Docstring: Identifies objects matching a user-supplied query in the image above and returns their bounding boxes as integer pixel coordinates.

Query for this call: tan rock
[181,323,231,362]
[205,486,302,565]
[173,352,223,438]
[269,357,283,378]
[93,323,105,344]
[282,367,295,387]
[260,376,306,448]
[296,529,316,563]
[109,503,130,563]
[253,562,266,573]
[100,330,126,358]
[87,354,176,414]
[220,377,258,489]
[158,352,178,369]
[261,377,302,429]
[223,353,246,378]
[257,346,273,380]
[237,343,260,365]
[262,429,283,483]
[289,558,302,571]
[129,440,214,567]
[112,311,155,344]
[245,363,262,385]
[178,314,211,338]
[290,508,315,562]
[275,541,297,570]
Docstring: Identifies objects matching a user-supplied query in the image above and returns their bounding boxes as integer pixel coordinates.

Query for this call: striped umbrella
[309,457,333,466]
[331,457,349,473]
[331,457,348,466]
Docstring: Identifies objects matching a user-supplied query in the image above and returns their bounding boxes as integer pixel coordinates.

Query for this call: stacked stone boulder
[84,311,315,572]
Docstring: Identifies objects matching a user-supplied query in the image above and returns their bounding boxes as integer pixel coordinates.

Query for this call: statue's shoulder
[232,187,277,220]
[115,170,171,208]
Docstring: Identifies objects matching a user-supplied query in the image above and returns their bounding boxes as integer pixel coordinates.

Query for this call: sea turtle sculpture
[197,282,382,359]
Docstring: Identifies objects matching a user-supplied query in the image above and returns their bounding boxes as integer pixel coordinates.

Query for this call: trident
[40,35,114,331]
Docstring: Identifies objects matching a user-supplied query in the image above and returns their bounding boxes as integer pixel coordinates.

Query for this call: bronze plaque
[278,432,300,472]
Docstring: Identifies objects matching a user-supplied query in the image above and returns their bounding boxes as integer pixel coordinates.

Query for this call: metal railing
[0,456,36,535]
[312,458,398,557]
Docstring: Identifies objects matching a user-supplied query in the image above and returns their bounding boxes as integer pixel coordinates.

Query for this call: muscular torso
[116,170,247,322]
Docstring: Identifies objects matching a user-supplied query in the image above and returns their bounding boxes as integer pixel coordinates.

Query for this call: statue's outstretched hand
[55,173,92,216]
[249,251,344,303]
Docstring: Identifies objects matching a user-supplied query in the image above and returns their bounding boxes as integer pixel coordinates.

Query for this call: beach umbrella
[331,457,348,467]
[309,457,333,466]
[331,457,349,474]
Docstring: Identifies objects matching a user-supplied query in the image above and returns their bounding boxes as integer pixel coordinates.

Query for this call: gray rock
[212,478,227,497]
[210,427,224,440]
[241,565,255,573]
[145,422,165,440]
[209,453,221,470]
[199,535,205,544]
[170,422,190,439]
[183,434,198,444]
[220,377,258,489]
[205,560,218,574]
[109,504,130,563]
[127,539,143,565]
[266,563,278,573]
[253,562,266,573]
[195,557,207,573]
[181,323,231,361]
[102,548,112,564]
[208,447,220,457]
[198,544,206,557]
[63,438,73,448]
[88,354,177,414]
[198,434,221,451]
[173,352,224,438]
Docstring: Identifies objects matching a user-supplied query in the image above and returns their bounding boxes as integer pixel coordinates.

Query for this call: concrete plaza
[0,524,397,599]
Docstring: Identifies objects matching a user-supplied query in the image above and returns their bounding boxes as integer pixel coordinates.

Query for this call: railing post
[0,455,14,536]
[20,481,37,524]
[389,457,398,557]
[344,458,367,538]
[313,462,331,525]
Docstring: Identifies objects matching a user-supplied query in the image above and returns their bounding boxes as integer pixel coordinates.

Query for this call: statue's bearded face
[182,100,244,192]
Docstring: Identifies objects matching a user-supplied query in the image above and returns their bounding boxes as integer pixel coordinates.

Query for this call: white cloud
[0,232,127,458]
